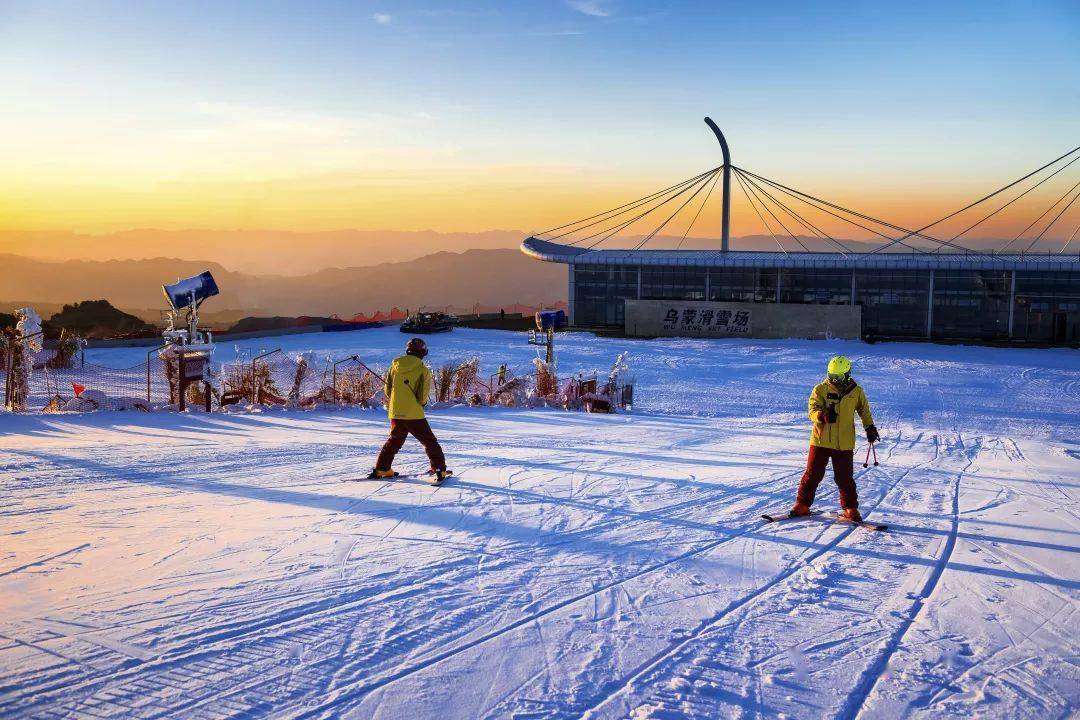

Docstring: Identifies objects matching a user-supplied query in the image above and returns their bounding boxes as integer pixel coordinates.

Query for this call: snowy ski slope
[2,327,1078,719]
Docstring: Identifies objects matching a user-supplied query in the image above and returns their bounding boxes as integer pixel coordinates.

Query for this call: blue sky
[1,0,1077,232]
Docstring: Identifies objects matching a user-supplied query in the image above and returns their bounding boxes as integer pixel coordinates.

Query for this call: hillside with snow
[2,328,1077,719]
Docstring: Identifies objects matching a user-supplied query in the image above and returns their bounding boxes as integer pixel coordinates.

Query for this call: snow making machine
[161,271,219,411]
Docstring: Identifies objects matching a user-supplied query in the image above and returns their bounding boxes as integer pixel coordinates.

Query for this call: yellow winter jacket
[384,354,431,420]
[808,378,874,451]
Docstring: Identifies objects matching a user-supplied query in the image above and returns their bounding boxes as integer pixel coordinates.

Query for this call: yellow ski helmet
[827,355,852,378]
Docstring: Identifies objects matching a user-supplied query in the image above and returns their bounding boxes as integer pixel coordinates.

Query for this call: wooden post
[178,352,187,411]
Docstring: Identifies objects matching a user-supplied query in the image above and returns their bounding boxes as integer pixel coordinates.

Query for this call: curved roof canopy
[521,236,1080,271]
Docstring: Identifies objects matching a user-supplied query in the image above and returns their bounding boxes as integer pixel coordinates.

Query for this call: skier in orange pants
[791,355,879,522]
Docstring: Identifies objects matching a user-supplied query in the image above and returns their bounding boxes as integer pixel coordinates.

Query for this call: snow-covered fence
[218,351,386,409]
[18,350,172,411]
[431,357,486,405]
[2,340,633,414]
[330,356,384,408]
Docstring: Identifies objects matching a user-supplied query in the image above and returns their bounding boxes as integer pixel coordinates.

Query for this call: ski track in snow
[1,327,1077,719]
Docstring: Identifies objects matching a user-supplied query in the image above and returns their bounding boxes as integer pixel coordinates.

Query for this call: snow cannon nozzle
[163,271,219,311]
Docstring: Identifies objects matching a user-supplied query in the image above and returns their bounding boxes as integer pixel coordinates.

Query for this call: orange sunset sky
[1,1,1077,251]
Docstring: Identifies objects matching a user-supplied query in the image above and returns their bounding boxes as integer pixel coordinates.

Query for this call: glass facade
[641,267,707,301]
[854,270,930,338]
[709,267,778,303]
[931,270,1010,340]
[1014,271,1080,343]
[573,265,638,328]
[780,269,851,305]
[571,262,1079,345]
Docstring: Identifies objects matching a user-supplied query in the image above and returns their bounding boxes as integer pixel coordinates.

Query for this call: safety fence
[3,343,632,414]
[218,351,388,409]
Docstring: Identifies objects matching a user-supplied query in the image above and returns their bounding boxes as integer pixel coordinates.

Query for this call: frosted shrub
[534,358,558,400]
[6,308,43,411]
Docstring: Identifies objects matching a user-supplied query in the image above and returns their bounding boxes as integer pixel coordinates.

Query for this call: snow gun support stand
[162,271,219,412]
[863,442,879,468]
[529,310,564,365]
[528,327,555,364]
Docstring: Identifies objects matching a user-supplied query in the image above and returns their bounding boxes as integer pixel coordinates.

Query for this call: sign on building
[625,299,861,339]
[660,306,752,335]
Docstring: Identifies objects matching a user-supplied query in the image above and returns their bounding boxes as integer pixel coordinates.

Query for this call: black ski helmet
[405,337,428,358]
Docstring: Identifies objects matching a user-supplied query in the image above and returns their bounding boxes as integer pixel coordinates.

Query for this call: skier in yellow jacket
[791,355,879,522]
[368,338,450,483]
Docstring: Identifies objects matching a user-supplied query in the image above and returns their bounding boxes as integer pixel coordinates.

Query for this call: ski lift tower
[161,271,219,411]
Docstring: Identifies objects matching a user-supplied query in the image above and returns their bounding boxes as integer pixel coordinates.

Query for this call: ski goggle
[828,372,850,384]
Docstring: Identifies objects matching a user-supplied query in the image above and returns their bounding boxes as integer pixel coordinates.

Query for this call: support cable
[543,168,717,244]
[1059,221,1080,254]
[564,173,709,248]
[738,170,811,252]
[736,167,972,254]
[734,170,788,255]
[736,168,853,255]
[860,144,1080,255]
[737,170,827,246]
[944,153,1080,253]
[741,169,927,254]
[566,171,714,247]
[1025,183,1080,252]
[632,169,721,251]
[584,171,715,250]
[675,170,722,250]
[1007,176,1080,252]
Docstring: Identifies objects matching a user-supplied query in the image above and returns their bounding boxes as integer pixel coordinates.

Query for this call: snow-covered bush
[533,358,558,400]
[47,330,82,369]
[287,352,313,408]
[5,308,43,411]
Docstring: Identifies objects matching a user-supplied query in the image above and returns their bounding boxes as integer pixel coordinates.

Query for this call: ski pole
[863,443,872,468]
[872,442,879,466]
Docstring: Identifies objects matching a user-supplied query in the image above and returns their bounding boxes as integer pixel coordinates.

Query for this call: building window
[641,267,706,301]
[1014,270,1080,342]
[932,270,1010,340]
[708,267,778,303]
[854,270,930,338]
[574,265,638,327]
[779,268,852,305]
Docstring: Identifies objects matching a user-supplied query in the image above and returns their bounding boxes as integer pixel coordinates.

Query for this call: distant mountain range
[0,230,986,322]
[0,249,567,320]
[0,229,527,277]
[2,228,938,279]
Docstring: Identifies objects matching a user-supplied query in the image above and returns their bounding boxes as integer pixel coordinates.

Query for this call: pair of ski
[345,469,454,486]
[761,510,887,531]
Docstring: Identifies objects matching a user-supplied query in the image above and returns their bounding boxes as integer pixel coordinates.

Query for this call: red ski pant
[376,418,446,472]
[797,445,858,510]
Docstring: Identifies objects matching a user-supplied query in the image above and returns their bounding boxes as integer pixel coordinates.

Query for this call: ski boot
[840,507,863,523]
[429,468,453,485]
[789,502,812,517]
[367,468,399,479]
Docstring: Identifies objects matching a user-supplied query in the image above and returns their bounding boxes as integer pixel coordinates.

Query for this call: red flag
[72,383,85,397]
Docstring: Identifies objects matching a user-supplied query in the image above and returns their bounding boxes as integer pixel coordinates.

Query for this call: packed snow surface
[2,327,1078,719]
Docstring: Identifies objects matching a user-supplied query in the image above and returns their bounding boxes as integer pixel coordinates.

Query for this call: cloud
[566,0,612,17]
[189,101,368,145]
[372,13,392,25]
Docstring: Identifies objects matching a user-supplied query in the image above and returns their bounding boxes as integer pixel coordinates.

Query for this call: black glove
[825,405,838,423]
[866,425,880,443]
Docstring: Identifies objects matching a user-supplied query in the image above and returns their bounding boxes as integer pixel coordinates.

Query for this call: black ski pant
[797,446,857,510]
[376,418,446,472]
